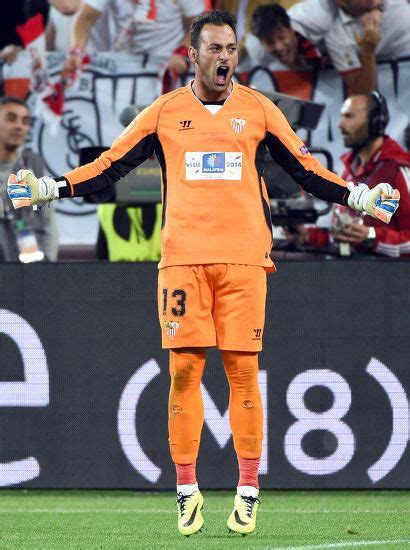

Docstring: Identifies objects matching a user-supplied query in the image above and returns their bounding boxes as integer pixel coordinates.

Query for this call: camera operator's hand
[336,222,372,245]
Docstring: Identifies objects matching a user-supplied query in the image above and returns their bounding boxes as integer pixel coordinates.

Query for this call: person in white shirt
[64,0,209,75]
[249,0,410,95]
[46,0,112,53]
[289,0,410,93]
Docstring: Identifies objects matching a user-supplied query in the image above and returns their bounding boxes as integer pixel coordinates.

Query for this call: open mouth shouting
[216,65,230,86]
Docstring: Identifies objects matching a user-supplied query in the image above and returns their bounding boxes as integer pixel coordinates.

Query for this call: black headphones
[368,90,390,138]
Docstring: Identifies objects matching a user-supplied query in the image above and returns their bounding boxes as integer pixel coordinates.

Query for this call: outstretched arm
[261,94,399,222]
[7,101,161,208]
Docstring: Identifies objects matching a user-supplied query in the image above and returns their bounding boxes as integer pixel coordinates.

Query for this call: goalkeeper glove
[347,181,400,223]
[7,170,59,209]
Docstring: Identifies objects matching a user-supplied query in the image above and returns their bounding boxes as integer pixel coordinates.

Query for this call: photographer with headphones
[333,91,410,257]
[285,91,409,256]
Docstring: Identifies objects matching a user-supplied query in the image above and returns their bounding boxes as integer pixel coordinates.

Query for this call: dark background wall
[0,261,408,489]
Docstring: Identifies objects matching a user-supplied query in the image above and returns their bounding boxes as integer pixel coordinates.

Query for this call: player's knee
[222,350,258,374]
[171,371,200,392]
[222,351,260,394]
[169,351,205,392]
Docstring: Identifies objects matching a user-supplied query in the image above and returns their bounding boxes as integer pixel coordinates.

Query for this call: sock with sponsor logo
[222,351,263,459]
[168,351,206,465]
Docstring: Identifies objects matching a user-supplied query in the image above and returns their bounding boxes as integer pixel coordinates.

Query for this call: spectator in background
[0,96,58,261]
[0,1,82,98]
[299,93,410,256]
[46,0,112,53]
[215,0,298,58]
[250,0,410,95]
[0,1,50,97]
[334,92,410,256]
[0,1,76,64]
[250,3,326,71]
[0,1,49,64]
[64,0,210,77]
[289,0,410,94]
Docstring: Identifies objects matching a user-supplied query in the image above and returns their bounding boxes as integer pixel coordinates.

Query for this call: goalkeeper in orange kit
[7,10,399,538]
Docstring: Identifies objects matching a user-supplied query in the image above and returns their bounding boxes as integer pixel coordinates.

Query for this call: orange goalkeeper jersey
[59,82,349,269]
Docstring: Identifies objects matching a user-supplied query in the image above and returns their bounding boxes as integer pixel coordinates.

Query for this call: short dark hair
[0,96,29,110]
[190,10,237,50]
[251,4,291,41]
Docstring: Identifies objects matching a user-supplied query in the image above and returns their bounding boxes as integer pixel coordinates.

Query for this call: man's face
[261,25,297,67]
[336,0,380,17]
[190,24,238,96]
[0,103,31,151]
[338,96,370,149]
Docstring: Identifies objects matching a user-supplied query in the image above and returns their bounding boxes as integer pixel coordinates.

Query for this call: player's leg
[158,266,215,536]
[222,350,262,534]
[169,348,206,536]
[212,264,266,534]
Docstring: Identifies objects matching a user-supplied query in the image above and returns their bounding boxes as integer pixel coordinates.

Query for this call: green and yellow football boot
[227,494,260,535]
[176,490,204,536]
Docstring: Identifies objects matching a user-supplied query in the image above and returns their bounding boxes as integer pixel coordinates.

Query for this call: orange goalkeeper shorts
[158,264,267,351]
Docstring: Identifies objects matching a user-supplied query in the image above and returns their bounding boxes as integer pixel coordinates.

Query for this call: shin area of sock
[237,455,260,489]
[175,461,197,485]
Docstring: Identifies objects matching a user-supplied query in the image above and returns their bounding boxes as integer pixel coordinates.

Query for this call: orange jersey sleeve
[58,91,182,197]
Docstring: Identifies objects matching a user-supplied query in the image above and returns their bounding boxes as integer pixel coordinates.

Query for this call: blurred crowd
[0,0,409,261]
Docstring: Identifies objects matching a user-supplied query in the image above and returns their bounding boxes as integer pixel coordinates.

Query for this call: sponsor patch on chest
[185,152,243,180]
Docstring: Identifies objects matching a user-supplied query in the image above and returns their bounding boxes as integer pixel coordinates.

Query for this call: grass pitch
[0,490,409,549]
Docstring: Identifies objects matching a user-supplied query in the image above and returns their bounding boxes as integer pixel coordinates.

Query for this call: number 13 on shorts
[162,288,186,317]
[158,265,217,349]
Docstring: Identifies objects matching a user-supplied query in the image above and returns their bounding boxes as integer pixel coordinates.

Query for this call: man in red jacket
[335,91,410,257]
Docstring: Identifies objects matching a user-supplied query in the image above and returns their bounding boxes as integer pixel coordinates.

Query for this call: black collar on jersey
[200,99,226,106]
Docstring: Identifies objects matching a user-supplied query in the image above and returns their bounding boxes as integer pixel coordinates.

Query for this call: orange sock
[175,461,197,485]
[237,455,260,488]
[168,351,206,464]
[222,351,263,458]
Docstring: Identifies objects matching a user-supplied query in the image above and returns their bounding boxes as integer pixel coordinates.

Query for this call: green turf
[0,490,408,549]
